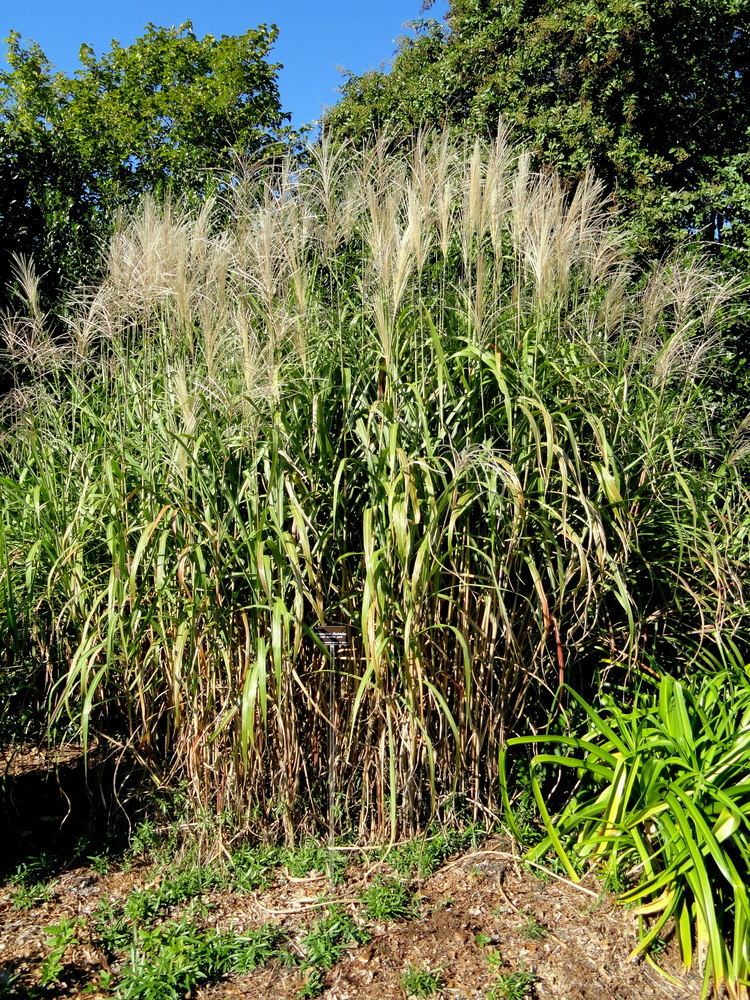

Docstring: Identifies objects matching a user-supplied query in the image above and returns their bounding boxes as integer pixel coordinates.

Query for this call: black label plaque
[312,624,351,650]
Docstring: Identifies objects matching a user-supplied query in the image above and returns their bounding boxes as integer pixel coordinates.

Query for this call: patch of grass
[115,919,288,1000]
[360,878,416,922]
[389,827,483,879]
[298,967,326,999]
[486,967,537,1000]
[521,913,547,941]
[301,906,369,970]
[401,964,443,997]
[230,845,284,891]
[284,841,331,878]
[10,880,54,910]
[91,896,132,954]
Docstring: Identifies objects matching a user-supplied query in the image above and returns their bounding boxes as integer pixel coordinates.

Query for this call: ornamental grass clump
[0,130,747,840]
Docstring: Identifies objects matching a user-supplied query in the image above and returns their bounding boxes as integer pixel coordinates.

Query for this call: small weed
[486,967,536,1000]
[521,913,547,941]
[83,970,115,994]
[302,906,369,969]
[401,964,443,997]
[123,886,162,925]
[650,935,667,957]
[284,841,331,879]
[232,924,291,973]
[88,854,111,876]
[10,855,55,886]
[603,861,628,894]
[39,918,81,987]
[10,880,54,910]
[298,967,326,998]
[129,820,159,859]
[230,845,283,891]
[389,827,482,879]
[360,878,416,922]
[8,857,56,910]
[475,932,492,948]
[485,948,503,971]
[91,897,131,953]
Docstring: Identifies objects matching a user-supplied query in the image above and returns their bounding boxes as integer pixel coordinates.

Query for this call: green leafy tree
[0,37,96,306]
[327,1,750,257]
[0,21,289,306]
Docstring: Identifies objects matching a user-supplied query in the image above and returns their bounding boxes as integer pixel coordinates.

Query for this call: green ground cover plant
[115,919,288,1000]
[0,130,748,849]
[360,877,416,922]
[301,906,369,969]
[8,856,57,910]
[388,825,482,878]
[39,917,80,987]
[401,964,443,997]
[485,966,537,1000]
[10,878,55,911]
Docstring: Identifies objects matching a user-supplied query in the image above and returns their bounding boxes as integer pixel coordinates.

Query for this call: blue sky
[1,1,448,126]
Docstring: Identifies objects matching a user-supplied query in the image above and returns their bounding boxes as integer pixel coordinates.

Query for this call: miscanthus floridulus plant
[0,131,748,839]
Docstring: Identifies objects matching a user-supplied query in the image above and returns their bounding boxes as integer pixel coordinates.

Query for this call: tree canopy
[0,21,288,305]
[326,0,750,257]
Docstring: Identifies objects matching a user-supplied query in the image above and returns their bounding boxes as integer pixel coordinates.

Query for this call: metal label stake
[312,624,351,849]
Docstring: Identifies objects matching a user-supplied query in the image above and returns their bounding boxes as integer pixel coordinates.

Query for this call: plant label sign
[312,624,351,651]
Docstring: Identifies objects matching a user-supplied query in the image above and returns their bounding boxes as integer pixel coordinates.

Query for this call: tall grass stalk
[0,131,747,840]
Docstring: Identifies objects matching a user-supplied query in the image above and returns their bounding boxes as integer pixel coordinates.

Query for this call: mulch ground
[0,835,701,1000]
[1,743,90,780]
